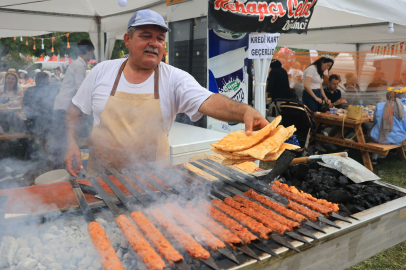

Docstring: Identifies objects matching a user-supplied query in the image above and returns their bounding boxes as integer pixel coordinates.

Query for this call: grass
[259,148,406,270]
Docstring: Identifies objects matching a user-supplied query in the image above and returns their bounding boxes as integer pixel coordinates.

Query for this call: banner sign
[248,33,280,59]
[207,29,249,133]
[371,42,406,56]
[208,0,318,34]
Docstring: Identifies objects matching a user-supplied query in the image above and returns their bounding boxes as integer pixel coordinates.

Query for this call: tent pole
[356,43,360,79]
[96,16,102,63]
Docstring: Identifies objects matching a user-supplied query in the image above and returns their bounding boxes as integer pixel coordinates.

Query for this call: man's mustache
[144,47,159,55]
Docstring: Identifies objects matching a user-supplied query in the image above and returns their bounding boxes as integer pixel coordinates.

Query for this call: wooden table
[313,112,406,171]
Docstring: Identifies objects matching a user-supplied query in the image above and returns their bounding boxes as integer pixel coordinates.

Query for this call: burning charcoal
[40,255,56,267]
[339,176,348,185]
[319,190,328,199]
[328,190,352,203]
[13,247,31,264]
[310,175,322,185]
[288,164,299,176]
[78,256,92,268]
[365,201,374,209]
[291,178,301,188]
[365,187,375,193]
[27,236,41,248]
[36,263,47,270]
[17,238,30,249]
[0,236,19,268]
[380,194,391,202]
[293,163,309,180]
[48,262,63,270]
[282,170,293,181]
[338,203,352,216]
[19,258,39,270]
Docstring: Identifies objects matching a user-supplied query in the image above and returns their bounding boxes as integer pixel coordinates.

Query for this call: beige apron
[86,59,170,177]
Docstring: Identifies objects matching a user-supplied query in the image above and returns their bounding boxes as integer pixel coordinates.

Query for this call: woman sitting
[369,87,406,145]
[0,71,24,133]
[302,55,334,112]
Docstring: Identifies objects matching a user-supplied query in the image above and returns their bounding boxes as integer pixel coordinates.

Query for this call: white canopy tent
[0,0,167,62]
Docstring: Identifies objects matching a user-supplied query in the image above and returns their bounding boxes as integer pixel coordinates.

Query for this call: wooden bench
[0,133,34,140]
[366,141,406,159]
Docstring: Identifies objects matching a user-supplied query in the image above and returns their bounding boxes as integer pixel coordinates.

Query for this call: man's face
[125,25,166,70]
[329,78,339,91]
[85,50,94,62]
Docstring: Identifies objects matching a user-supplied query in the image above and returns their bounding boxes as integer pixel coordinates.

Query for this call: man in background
[50,39,94,168]
[323,74,346,107]
[23,72,58,156]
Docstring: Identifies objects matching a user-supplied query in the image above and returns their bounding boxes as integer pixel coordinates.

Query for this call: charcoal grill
[2,158,406,270]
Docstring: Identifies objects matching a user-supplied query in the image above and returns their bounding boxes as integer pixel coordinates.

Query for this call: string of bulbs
[13,33,72,51]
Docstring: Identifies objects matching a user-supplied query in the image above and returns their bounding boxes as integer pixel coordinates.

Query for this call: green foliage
[110,40,128,59]
[0,32,91,66]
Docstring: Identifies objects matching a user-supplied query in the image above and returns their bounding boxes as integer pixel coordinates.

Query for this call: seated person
[344,72,360,92]
[22,72,58,142]
[392,70,406,87]
[369,87,406,145]
[323,74,347,108]
[0,71,24,132]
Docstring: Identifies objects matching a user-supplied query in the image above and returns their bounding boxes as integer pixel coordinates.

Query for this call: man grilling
[65,10,268,177]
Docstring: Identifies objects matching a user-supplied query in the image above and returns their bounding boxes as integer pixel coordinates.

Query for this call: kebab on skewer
[149,209,211,260]
[199,202,257,244]
[185,204,243,247]
[270,184,332,216]
[231,195,300,229]
[222,197,288,235]
[164,203,226,251]
[273,180,339,213]
[87,222,125,270]
[130,212,184,266]
[211,199,272,239]
[244,189,307,223]
[286,200,320,222]
[116,215,166,270]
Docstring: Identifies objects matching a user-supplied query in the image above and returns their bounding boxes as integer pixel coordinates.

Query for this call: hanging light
[51,37,55,53]
[33,38,36,50]
[65,33,70,49]
[13,37,16,40]
[20,37,23,42]
[118,0,127,7]
[25,36,28,46]
[41,39,44,50]
[388,22,394,34]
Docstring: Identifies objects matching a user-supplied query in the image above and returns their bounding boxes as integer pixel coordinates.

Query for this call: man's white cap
[127,9,170,32]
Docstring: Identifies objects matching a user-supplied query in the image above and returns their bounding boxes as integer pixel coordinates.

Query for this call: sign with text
[248,33,280,59]
[208,0,318,34]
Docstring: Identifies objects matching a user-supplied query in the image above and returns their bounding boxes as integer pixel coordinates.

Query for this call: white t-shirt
[72,58,212,133]
[0,85,23,103]
[54,57,87,111]
[303,65,323,90]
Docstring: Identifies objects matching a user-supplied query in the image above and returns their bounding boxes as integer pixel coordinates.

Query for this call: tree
[0,32,91,63]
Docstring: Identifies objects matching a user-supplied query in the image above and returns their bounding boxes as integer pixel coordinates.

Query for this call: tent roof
[279,0,406,48]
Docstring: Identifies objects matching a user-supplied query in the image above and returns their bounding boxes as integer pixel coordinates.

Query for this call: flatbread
[222,158,257,166]
[232,126,288,160]
[183,162,218,181]
[235,162,259,173]
[263,143,300,161]
[211,116,281,152]
[210,147,254,160]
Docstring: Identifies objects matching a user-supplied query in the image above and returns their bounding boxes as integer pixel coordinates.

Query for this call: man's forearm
[199,94,251,123]
[66,102,84,145]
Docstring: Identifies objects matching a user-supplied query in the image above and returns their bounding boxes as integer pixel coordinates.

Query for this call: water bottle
[359,100,363,107]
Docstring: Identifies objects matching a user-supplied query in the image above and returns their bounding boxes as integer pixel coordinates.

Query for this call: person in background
[266,59,292,101]
[53,67,63,81]
[369,87,406,163]
[0,71,26,152]
[23,72,58,155]
[50,39,95,169]
[18,70,28,84]
[393,70,406,87]
[291,70,304,100]
[302,55,334,112]
[344,73,360,92]
[323,74,347,107]
[0,71,24,106]
[367,68,387,91]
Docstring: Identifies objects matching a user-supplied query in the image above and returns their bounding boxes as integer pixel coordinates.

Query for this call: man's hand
[243,106,269,135]
[65,142,83,177]
[199,94,269,135]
